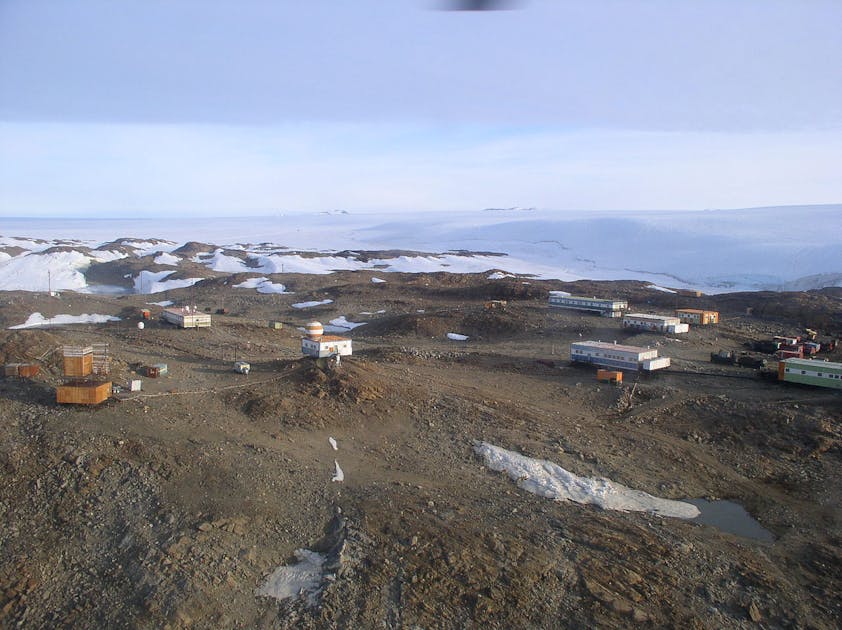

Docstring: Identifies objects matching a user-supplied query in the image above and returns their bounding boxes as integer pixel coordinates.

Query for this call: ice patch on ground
[488,271,515,279]
[291,299,333,309]
[646,284,677,293]
[233,276,290,294]
[474,441,700,519]
[323,316,366,333]
[332,460,344,482]
[255,549,326,606]
[9,312,121,329]
[447,332,469,341]
[371,277,386,283]
[147,300,174,307]
[153,252,181,266]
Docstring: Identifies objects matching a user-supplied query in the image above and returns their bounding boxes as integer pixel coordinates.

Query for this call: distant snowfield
[474,441,700,519]
[1,206,840,293]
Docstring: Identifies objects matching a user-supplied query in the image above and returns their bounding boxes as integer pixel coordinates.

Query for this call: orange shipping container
[56,382,111,405]
[597,369,623,383]
[18,364,40,378]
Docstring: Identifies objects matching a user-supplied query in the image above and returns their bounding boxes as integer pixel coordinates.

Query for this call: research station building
[548,294,628,318]
[623,313,689,334]
[778,358,842,390]
[570,341,671,372]
[301,321,353,359]
[161,306,212,328]
[675,309,719,325]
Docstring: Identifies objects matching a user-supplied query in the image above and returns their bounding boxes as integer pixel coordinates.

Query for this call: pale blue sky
[1,0,840,216]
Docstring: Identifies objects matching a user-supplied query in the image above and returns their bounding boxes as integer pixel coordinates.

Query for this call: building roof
[624,313,680,321]
[551,295,627,304]
[572,340,656,354]
[675,308,717,314]
[305,335,351,343]
[783,358,842,370]
[164,306,208,315]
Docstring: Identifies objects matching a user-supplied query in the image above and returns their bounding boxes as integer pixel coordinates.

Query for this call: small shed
[63,346,93,377]
[57,381,111,405]
[146,363,168,378]
[268,321,284,329]
[4,363,40,378]
[597,369,623,384]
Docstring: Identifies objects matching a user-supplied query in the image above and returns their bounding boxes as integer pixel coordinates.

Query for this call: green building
[779,358,842,390]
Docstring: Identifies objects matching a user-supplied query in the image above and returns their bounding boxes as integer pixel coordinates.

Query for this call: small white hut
[301,321,352,358]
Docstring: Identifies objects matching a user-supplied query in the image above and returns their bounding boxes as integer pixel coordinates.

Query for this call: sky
[0,0,840,217]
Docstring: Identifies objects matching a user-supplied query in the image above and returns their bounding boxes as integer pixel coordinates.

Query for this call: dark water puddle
[685,499,775,543]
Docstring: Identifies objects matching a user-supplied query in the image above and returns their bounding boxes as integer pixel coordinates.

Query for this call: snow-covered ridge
[1,206,839,293]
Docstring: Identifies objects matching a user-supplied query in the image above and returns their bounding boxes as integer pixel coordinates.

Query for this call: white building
[301,335,353,358]
[570,341,671,371]
[301,321,352,358]
[622,313,688,334]
[548,294,628,318]
[161,306,212,328]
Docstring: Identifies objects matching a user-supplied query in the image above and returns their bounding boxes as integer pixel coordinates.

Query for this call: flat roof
[572,340,655,354]
[305,335,351,342]
[551,295,626,302]
[676,308,717,314]
[624,313,679,321]
[782,358,842,370]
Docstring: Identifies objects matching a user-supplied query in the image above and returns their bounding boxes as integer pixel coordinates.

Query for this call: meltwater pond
[686,499,775,542]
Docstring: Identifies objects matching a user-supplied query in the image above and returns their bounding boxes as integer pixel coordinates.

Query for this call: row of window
[785,368,842,379]
[552,299,625,307]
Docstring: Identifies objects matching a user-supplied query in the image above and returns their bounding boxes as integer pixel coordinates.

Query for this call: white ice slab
[474,441,700,519]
